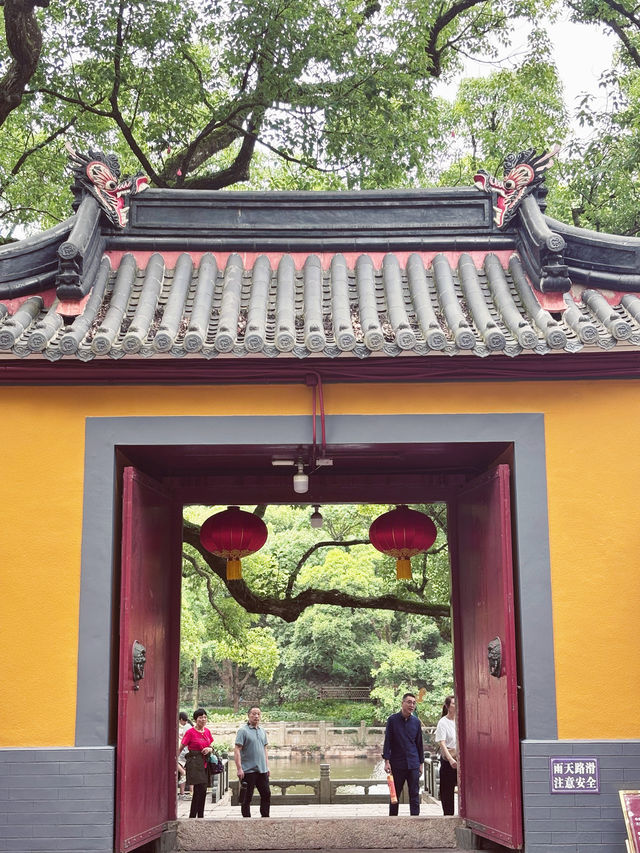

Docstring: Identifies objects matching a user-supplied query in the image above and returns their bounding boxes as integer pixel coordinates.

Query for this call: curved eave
[544,214,640,290]
[0,216,75,298]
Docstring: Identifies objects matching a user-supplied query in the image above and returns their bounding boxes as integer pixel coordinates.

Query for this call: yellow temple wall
[1,378,638,746]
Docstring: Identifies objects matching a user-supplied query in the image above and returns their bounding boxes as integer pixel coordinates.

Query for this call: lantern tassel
[226,558,242,580]
[396,557,412,580]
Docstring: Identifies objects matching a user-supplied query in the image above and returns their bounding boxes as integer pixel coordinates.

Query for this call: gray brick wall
[0,748,114,853]
[522,740,640,853]
[2,740,636,851]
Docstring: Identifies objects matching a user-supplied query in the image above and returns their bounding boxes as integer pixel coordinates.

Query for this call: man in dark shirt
[382,692,424,815]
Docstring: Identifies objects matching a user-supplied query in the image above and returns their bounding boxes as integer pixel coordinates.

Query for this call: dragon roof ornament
[474,145,560,229]
[65,143,148,228]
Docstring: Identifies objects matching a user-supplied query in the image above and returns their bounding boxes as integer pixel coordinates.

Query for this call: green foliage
[211,626,280,682]
[260,699,383,725]
[2,0,640,236]
[547,67,640,235]
[180,503,453,718]
[277,602,387,687]
[369,615,453,723]
[200,708,239,720]
[370,671,453,726]
[544,2,640,235]
[180,505,282,709]
[568,1,640,77]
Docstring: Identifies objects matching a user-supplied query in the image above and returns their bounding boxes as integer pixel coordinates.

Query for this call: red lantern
[369,505,437,580]
[200,506,268,581]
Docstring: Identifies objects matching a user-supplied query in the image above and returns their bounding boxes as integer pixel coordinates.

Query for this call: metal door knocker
[132,641,146,690]
[488,636,503,678]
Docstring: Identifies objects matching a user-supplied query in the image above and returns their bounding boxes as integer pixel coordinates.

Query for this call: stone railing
[230,762,430,806]
[424,756,440,800]
[210,758,231,803]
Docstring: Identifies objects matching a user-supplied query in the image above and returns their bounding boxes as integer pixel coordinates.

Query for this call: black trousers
[439,758,458,815]
[189,782,208,818]
[389,765,421,816]
[241,771,271,817]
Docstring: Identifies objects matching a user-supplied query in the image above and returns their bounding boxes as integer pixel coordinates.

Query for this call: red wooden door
[452,464,523,849]
[115,468,182,852]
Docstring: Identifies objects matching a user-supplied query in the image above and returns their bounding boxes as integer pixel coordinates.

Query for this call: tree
[212,626,280,712]
[274,545,392,692]
[0,0,48,127]
[370,615,453,722]
[181,519,281,710]
[0,0,548,229]
[435,30,568,189]
[180,576,216,707]
[553,1,640,235]
[550,81,640,235]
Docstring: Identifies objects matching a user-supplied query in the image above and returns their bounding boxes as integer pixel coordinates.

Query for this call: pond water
[228,754,389,794]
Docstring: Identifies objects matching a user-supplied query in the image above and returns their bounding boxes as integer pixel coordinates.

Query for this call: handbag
[185,751,209,786]
[208,753,224,774]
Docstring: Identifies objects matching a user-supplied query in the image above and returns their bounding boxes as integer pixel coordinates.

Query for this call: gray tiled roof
[1,250,639,362]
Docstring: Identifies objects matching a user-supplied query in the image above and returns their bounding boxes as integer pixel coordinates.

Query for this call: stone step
[171,816,463,851]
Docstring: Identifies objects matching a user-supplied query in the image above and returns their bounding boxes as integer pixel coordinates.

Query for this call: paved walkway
[177,793,447,820]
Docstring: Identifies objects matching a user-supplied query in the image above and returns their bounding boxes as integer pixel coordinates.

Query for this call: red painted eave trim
[2,351,640,385]
[104,248,516,271]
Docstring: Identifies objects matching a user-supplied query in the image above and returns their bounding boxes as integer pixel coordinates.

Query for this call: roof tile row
[1,251,639,361]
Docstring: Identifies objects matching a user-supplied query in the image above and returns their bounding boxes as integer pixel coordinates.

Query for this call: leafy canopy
[1,0,549,228]
[3,1,639,235]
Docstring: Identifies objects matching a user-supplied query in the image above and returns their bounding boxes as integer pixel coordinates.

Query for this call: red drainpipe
[305,371,326,464]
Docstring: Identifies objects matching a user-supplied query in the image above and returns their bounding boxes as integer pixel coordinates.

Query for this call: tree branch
[180,46,215,112]
[159,100,266,179]
[423,0,488,76]
[175,119,341,190]
[285,538,371,596]
[11,116,75,174]
[30,86,112,115]
[600,0,640,28]
[184,520,450,623]
[177,111,263,188]
[605,17,640,69]
[567,0,640,69]
[110,0,125,108]
[182,550,236,633]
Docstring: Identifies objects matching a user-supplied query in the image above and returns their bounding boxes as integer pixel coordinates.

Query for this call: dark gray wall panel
[0,748,114,853]
[522,740,640,852]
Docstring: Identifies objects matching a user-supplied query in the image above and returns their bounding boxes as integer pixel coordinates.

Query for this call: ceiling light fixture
[310,504,323,529]
[293,461,309,494]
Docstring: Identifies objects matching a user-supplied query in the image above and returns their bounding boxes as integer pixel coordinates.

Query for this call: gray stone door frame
[76,412,556,747]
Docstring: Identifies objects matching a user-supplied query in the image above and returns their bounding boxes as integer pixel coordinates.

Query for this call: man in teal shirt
[234,707,271,817]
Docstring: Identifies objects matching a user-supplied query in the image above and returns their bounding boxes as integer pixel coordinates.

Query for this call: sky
[541,16,614,112]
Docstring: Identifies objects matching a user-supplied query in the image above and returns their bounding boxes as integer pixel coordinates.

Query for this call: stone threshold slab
[173,815,462,850]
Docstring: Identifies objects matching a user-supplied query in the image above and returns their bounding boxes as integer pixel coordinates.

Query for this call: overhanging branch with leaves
[183,517,450,622]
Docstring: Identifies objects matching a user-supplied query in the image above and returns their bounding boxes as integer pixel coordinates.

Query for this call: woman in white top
[434,695,457,815]
[177,712,193,798]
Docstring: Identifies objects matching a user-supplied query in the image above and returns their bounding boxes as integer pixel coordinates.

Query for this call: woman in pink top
[180,708,214,818]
